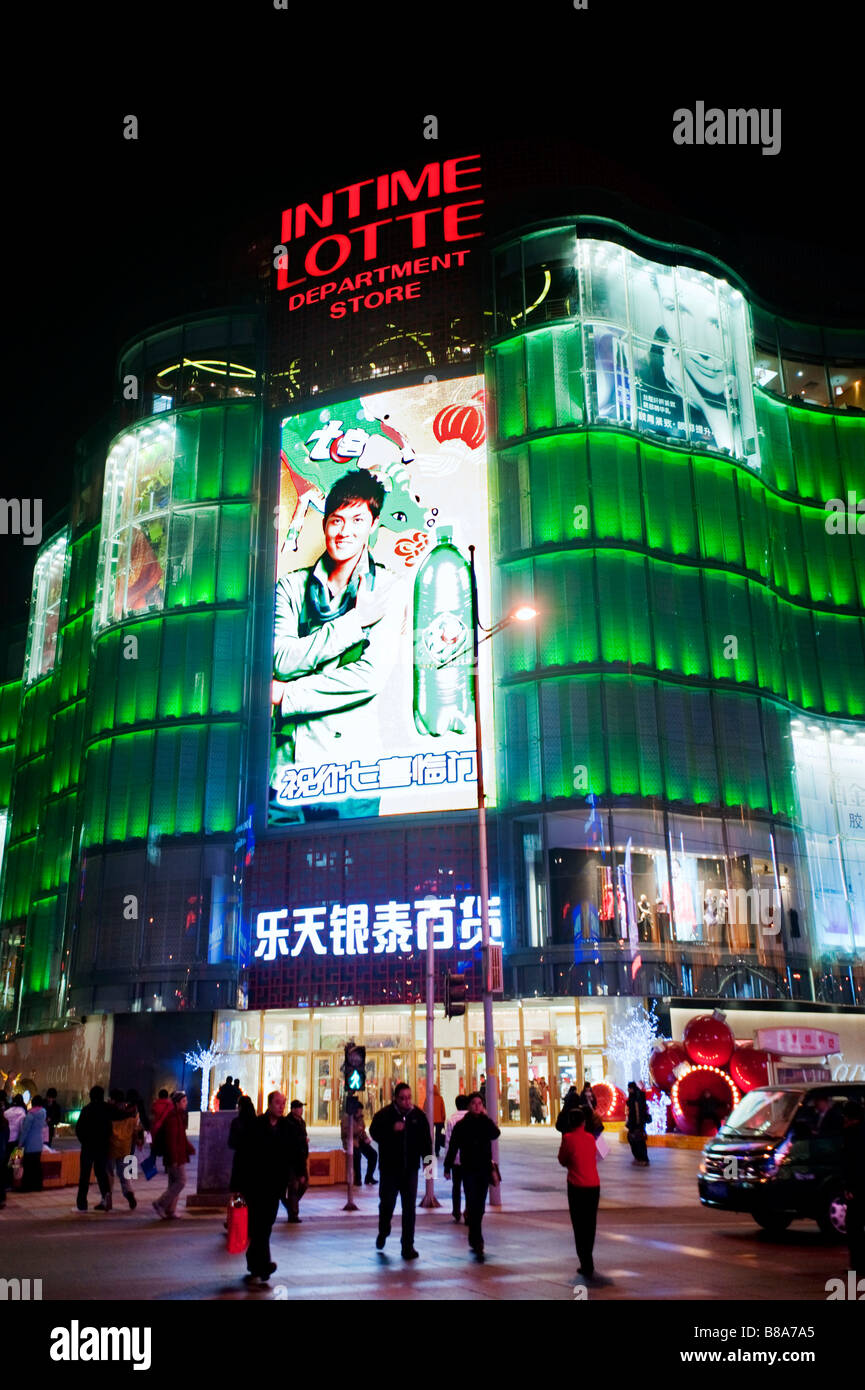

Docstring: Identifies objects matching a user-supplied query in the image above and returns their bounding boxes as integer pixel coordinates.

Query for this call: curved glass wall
[23,533,69,685]
[488,224,865,1007]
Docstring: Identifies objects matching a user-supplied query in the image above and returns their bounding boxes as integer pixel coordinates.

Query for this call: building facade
[1,159,863,1123]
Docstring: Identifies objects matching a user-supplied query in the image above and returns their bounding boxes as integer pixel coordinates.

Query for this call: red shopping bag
[226,1198,249,1254]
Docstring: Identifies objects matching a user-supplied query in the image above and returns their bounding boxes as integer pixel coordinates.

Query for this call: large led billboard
[269,377,495,823]
[579,239,759,464]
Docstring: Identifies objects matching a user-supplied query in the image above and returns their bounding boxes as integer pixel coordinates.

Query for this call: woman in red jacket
[557,1107,601,1281]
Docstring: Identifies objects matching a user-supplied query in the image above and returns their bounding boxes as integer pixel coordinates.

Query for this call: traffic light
[444,970,467,1019]
[344,1043,366,1092]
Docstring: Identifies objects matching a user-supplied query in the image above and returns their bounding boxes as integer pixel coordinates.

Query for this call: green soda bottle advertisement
[413,527,475,737]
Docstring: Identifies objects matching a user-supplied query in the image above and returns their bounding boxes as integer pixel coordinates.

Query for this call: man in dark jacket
[443,1093,500,1261]
[75,1085,113,1213]
[282,1099,310,1222]
[369,1083,432,1259]
[239,1092,295,1285]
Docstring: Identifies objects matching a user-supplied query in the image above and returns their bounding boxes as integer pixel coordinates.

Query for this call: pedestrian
[19,1096,48,1191]
[75,1085,113,1213]
[557,1106,602,1283]
[341,1105,378,1186]
[5,1094,26,1150]
[105,1088,139,1210]
[0,1100,8,1209]
[126,1088,149,1135]
[625,1081,650,1166]
[841,1099,865,1278]
[529,1081,544,1124]
[479,1074,487,1109]
[152,1091,194,1220]
[216,1076,236,1111]
[443,1092,500,1262]
[238,1091,295,1286]
[444,1094,470,1222]
[283,1099,310,1222]
[556,1086,582,1134]
[44,1088,63,1146]
[228,1094,257,1193]
[432,1085,446,1157]
[369,1082,432,1260]
[581,1083,605,1138]
[149,1088,173,1166]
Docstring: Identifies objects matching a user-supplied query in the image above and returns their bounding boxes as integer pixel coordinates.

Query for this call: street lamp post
[468,546,537,1208]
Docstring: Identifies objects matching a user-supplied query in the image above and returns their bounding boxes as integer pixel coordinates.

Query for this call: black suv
[698,1083,864,1237]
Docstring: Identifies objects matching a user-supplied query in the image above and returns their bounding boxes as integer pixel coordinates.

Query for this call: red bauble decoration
[432,396,486,450]
[729,1045,770,1093]
[671,1066,739,1136]
[592,1083,627,1120]
[649,1042,688,1094]
[682,1013,735,1069]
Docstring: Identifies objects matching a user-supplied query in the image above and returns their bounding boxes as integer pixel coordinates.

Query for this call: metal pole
[343,1106,358,1211]
[469,545,502,1207]
[420,911,440,1207]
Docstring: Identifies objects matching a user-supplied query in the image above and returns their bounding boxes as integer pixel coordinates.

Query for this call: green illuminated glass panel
[500,685,542,805]
[656,684,719,804]
[749,584,783,694]
[0,743,12,805]
[525,331,557,432]
[799,507,838,606]
[836,414,865,501]
[539,678,605,800]
[703,571,755,683]
[714,692,769,810]
[493,341,527,442]
[788,408,841,501]
[24,895,59,994]
[498,560,538,674]
[761,700,797,819]
[813,615,865,715]
[649,561,708,676]
[493,448,530,553]
[534,553,598,667]
[88,632,120,736]
[753,392,793,495]
[223,403,256,495]
[80,742,110,847]
[693,459,742,566]
[172,412,200,502]
[3,836,36,918]
[596,552,652,665]
[737,473,771,585]
[212,611,246,714]
[641,444,696,556]
[106,732,153,841]
[204,724,241,832]
[195,409,224,499]
[528,436,589,548]
[158,614,213,719]
[589,434,642,543]
[151,726,207,836]
[216,505,253,603]
[604,676,663,796]
[524,326,583,433]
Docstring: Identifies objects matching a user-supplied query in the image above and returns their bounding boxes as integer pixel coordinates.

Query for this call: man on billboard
[270,469,406,821]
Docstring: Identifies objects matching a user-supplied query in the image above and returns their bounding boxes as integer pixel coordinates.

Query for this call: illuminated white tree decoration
[606,1002,661,1091]
[184,1041,223,1113]
[647,1091,670,1136]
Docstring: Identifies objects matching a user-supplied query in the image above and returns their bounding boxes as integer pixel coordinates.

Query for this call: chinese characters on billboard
[578,240,759,466]
[269,377,495,822]
[254,894,503,961]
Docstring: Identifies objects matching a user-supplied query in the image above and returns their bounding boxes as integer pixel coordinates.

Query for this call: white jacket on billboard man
[271,469,406,821]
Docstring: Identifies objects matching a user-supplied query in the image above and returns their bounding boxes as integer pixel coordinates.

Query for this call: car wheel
[752,1209,793,1234]
[816,1192,847,1240]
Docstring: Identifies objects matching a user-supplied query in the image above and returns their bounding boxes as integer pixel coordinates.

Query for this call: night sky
[3,1,862,624]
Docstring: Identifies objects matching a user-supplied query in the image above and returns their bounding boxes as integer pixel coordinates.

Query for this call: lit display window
[24,533,68,683]
[94,419,175,630]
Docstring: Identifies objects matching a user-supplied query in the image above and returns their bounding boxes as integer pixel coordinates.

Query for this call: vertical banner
[270,376,495,822]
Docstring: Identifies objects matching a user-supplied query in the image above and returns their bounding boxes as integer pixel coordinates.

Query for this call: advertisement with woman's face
[583,241,758,467]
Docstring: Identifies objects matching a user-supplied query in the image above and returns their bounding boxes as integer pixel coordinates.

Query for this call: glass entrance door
[555,1051,579,1124]
[527,1049,552,1124]
[314,1053,334,1125]
[499,1051,522,1124]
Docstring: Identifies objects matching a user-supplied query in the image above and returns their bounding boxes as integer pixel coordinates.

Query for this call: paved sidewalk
[0,1128,850,1301]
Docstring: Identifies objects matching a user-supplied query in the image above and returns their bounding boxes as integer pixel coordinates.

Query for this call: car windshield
[718,1089,803,1139]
